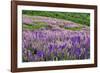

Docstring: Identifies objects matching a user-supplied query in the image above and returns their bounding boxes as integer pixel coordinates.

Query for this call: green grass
[64,27,82,31]
[34,22,47,25]
[22,10,90,26]
[23,23,47,30]
[23,23,83,31]
[59,25,83,31]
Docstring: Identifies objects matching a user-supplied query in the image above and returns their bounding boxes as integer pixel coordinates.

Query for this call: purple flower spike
[37,51,44,57]
[62,43,66,49]
[48,44,54,51]
[75,48,81,56]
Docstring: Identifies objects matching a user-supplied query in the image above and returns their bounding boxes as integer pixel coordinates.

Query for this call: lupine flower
[74,48,81,56]
[36,51,44,57]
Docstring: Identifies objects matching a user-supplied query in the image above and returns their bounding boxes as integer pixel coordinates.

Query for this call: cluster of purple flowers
[22,29,90,62]
[22,15,90,62]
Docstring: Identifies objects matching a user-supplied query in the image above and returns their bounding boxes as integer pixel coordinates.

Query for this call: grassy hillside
[22,10,90,26]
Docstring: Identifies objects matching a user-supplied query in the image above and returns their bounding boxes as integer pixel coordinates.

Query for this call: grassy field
[22,10,90,26]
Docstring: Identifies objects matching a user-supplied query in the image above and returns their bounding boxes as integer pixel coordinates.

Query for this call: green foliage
[64,27,82,31]
[22,10,90,26]
[23,23,47,30]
